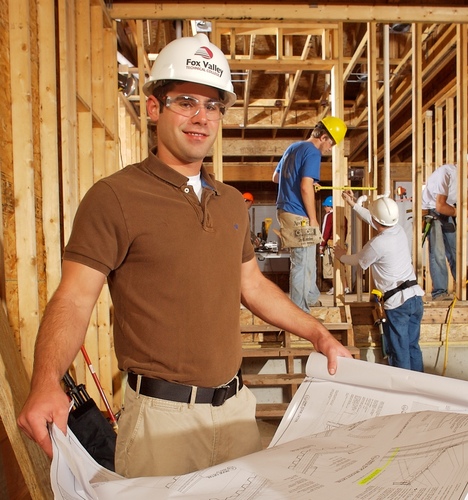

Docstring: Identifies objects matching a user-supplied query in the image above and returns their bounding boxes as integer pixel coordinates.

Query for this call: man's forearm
[339,253,360,266]
[301,186,318,225]
[436,202,457,217]
[243,274,333,343]
[31,294,89,390]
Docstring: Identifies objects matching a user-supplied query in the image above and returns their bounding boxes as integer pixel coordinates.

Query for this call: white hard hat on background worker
[142,33,237,108]
[369,196,400,227]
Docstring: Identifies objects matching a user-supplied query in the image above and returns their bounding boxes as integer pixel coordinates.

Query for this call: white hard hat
[369,196,399,226]
[142,34,237,108]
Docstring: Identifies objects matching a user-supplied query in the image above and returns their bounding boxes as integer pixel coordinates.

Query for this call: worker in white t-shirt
[421,164,457,301]
[335,193,425,372]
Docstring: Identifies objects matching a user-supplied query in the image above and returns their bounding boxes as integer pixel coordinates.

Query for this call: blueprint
[50,354,468,499]
[271,352,468,447]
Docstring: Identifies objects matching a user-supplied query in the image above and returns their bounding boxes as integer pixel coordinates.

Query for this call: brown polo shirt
[64,149,254,387]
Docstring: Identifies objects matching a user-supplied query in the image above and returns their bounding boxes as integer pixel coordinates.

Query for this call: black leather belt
[127,370,243,407]
[383,280,418,302]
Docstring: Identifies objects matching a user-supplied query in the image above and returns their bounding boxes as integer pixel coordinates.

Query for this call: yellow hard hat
[320,116,347,145]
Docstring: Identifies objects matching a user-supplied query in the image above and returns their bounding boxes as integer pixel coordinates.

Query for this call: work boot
[431,292,454,301]
[309,300,322,307]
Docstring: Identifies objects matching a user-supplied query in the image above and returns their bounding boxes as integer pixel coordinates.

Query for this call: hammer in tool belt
[421,210,436,247]
[371,289,388,359]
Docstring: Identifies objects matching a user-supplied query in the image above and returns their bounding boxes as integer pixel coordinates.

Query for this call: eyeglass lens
[164,95,225,121]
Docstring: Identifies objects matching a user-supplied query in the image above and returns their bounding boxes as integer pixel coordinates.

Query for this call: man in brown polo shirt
[18,34,352,478]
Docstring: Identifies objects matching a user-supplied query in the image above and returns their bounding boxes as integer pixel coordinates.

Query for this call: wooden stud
[136,19,149,158]
[412,23,424,286]
[9,0,41,375]
[456,23,467,301]
[58,0,79,241]
[37,0,62,300]
[446,97,455,164]
[0,305,51,499]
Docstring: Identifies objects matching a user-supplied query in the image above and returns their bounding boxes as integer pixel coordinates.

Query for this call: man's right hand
[17,383,70,458]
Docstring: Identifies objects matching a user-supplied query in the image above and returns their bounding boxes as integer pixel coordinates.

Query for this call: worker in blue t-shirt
[272,117,347,312]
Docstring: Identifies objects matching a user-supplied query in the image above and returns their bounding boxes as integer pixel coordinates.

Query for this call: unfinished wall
[0,0,467,452]
[0,0,143,423]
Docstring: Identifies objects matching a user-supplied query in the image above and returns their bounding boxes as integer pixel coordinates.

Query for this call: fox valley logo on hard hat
[186,45,224,79]
[195,46,213,59]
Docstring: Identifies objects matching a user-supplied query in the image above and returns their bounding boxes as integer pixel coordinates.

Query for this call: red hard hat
[243,192,254,202]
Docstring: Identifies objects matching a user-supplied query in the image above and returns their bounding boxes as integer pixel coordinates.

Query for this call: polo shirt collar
[144,147,218,193]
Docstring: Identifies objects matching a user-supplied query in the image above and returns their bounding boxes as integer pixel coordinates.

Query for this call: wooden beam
[9,0,41,375]
[223,107,322,128]
[58,0,79,240]
[331,22,347,301]
[220,161,412,182]
[216,20,339,35]
[220,138,296,156]
[0,306,51,499]
[456,23,467,301]
[37,0,61,300]
[136,20,149,158]
[76,0,95,201]
[108,4,468,24]
[343,31,368,82]
[412,23,424,284]
[227,58,335,72]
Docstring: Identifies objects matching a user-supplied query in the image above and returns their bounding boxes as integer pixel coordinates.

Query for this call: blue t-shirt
[275,141,321,216]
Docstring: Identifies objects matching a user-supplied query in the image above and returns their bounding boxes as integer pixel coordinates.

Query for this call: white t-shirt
[422,164,457,210]
[343,205,424,309]
[187,174,203,201]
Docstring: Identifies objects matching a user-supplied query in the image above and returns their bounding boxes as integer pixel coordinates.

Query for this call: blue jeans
[384,295,424,372]
[427,216,456,298]
[289,245,320,313]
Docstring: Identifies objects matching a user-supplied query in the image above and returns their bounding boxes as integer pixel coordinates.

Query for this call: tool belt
[432,209,456,231]
[277,210,322,248]
[424,209,456,230]
[127,370,243,407]
[383,280,417,302]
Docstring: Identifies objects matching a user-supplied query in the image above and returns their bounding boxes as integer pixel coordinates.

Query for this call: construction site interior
[0,1,467,497]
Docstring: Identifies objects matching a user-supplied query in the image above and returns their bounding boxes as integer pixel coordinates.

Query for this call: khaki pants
[115,382,262,477]
[322,245,334,279]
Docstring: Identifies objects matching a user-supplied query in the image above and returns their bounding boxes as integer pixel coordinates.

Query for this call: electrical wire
[442,295,457,376]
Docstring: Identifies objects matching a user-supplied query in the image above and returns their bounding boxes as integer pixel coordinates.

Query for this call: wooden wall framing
[0,2,468,495]
[1,0,143,445]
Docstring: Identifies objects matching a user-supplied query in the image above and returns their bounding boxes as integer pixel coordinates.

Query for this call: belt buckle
[211,385,230,407]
